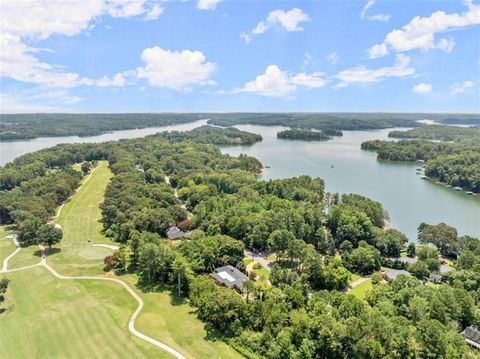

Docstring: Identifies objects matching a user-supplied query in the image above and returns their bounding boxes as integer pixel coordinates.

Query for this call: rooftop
[165,226,186,240]
[211,265,248,292]
[383,269,411,281]
[464,326,480,349]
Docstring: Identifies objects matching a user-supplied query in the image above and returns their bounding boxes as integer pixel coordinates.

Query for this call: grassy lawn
[253,265,270,281]
[7,246,41,269]
[348,272,362,284]
[122,275,244,359]
[349,278,373,300]
[49,161,117,276]
[0,267,170,359]
[0,226,15,265]
[243,257,253,266]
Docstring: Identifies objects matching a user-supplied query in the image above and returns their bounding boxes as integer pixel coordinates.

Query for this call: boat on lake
[454,187,462,191]
[466,191,474,195]
[421,176,428,179]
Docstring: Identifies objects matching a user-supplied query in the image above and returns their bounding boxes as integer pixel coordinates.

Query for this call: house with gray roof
[383,269,411,282]
[464,326,480,350]
[211,265,248,293]
[165,226,186,240]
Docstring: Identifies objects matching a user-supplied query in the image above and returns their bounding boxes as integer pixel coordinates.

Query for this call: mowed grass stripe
[51,161,115,276]
[0,268,171,358]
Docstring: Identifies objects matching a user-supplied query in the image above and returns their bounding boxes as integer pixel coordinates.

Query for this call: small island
[277,129,333,141]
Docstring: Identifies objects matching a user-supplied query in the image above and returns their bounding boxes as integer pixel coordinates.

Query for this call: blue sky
[1,0,479,113]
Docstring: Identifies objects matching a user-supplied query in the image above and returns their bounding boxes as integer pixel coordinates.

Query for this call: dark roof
[383,269,411,281]
[464,326,480,349]
[165,226,186,240]
[211,265,248,291]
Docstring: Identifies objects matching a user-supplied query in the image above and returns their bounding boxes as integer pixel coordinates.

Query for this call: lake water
[1,120,478,240]
[0,119,209,165]
[219,124,480,240]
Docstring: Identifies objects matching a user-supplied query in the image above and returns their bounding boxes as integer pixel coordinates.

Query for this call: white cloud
[291,72,327,88]
[368,43,389,59]
[144,4,163,21]
[241,8,310,43]
[335,54,415,87]
[327,52,339,65]
[136,46,215,90]
[412,83,432,94]
[197,0,222,11]
[368,1,480,57]
[96,73,127,87]
[0,90,81,113]
[239,32,252,44]
[237,65,326,97]
[361,0,390,22]
[368,14,391,22]
[450,80,475,94]
[0,0,162,88]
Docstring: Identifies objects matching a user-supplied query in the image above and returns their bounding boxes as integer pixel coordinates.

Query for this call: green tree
[37,224,63,249]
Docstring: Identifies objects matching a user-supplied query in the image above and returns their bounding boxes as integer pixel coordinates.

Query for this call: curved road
[1,208,187,358]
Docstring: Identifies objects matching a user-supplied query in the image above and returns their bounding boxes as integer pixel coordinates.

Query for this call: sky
[1,0,479,113]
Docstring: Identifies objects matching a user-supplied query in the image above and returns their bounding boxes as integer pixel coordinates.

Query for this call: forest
[1,126,479,358]
[277,129,333,141]
[388,125,480,141]
[0,113,203,140]
[362,125,480,192]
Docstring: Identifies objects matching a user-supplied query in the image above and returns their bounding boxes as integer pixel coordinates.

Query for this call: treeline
[152,125,262,146]
[0,127,263,245]
[388,125,480,141]
[0,113,202,140]
[277,129,333,141]
[207,112,419,131]
[361,137,480,192]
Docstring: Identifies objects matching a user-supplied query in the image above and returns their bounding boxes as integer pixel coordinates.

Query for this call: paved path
[1,237,21,273]
[165,176,186,210]
[244,248,272,272]
[1,230,187,358]
[347,276,371,292]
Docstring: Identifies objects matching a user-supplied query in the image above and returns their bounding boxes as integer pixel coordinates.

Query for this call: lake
[1,120,478,240]
[219,124,480,240]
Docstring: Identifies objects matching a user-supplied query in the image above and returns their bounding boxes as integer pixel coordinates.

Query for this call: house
[429,273,443,284]
[383,269,411,282]
[464,326,480,350]
[211,265,248,293]
[165,226,186,240]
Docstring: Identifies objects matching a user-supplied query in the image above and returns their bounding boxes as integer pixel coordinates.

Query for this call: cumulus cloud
[368,0,480,57]
[241,8,310,43]
[450,80,475,94]
[0,0,162,88]
[237,65,326,97]
[136,46,215,90]
[368,43,389,59]
[335,54,415,87]
[197,0,222,11]
[412,83,432,94]
[360,0,390,22]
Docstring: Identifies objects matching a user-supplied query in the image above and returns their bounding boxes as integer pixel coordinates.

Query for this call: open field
[49,161,116,276]
[0,161,245,358]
